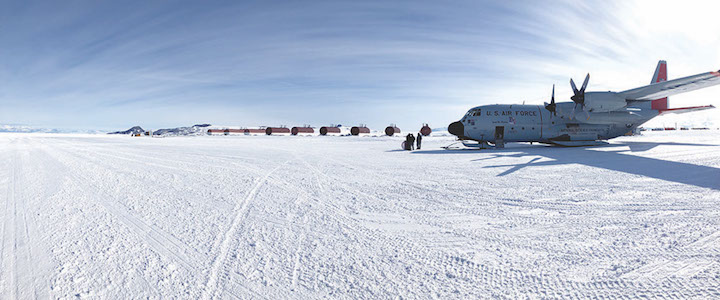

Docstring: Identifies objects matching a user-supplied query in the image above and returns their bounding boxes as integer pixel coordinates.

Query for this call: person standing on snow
[408,134,416,150]
[416,132,422,150]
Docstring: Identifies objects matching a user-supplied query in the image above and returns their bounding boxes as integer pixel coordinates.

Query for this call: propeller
[569,73,590,120]
[544,84,557,117]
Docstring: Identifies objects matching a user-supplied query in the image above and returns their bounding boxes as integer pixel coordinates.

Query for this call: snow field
[0,131,719,298]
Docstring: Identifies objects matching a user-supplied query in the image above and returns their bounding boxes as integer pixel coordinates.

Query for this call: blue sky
[1,0,719,131]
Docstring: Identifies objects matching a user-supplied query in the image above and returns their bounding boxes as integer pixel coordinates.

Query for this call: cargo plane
[448,60,719,147]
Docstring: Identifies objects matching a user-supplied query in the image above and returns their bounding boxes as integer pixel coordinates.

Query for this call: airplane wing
[620,70,720,100]
[659,105,715,114]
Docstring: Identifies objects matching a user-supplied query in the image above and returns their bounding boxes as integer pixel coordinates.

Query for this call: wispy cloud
[0,0,718,130]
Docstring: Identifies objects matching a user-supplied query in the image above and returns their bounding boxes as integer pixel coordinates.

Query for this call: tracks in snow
[202,161,288,299]
[41,140,207,288]
[46,137,289,298]
[0,139,51,299]
[3,134,717,298]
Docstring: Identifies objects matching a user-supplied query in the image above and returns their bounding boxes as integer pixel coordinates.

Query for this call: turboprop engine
[583,92,627,112]
[568,74,628,118]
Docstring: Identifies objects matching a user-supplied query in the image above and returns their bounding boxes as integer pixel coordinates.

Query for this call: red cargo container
[319,126,342,135]
[385,126,401,136]
[244,128,266,135]
[420,124,432,136]
[351,126,370,136]
[266,127,291,135]
[291,127,314,135]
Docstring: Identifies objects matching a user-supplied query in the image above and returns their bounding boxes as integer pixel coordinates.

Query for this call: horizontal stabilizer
[659,105,715,114]
[621,70,720,100]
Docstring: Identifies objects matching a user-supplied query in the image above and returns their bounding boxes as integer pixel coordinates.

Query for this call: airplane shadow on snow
[414,141,720,190]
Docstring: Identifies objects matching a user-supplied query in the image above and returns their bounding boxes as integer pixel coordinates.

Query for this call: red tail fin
[651,60,668,110]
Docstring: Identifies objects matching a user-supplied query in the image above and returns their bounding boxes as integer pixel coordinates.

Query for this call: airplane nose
[448,121,464,137]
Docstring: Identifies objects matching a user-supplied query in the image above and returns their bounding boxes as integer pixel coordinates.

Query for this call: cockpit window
[463,109,482,121]
[465,109,481,118]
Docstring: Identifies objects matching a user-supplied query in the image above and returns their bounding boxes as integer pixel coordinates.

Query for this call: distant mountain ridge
[1,124,56,133]
[1,124,103,134]
[152,124,211,136]
[109,124,212,136]
[108,126,145,135]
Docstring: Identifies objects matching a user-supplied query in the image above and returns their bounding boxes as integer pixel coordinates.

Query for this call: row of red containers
[209,125,432,136]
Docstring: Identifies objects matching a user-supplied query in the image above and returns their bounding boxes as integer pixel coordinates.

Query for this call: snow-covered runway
[1,131,719,298]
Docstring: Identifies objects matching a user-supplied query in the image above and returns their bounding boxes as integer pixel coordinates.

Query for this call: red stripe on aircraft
[651,63,668,110]
[656,63,667,82]
[659,105,714,113]
[651,98,668,110]
[711,71,720,77]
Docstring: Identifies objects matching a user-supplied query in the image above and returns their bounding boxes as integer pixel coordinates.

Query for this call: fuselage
[447,61,719,144]
[448,102,659,143]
